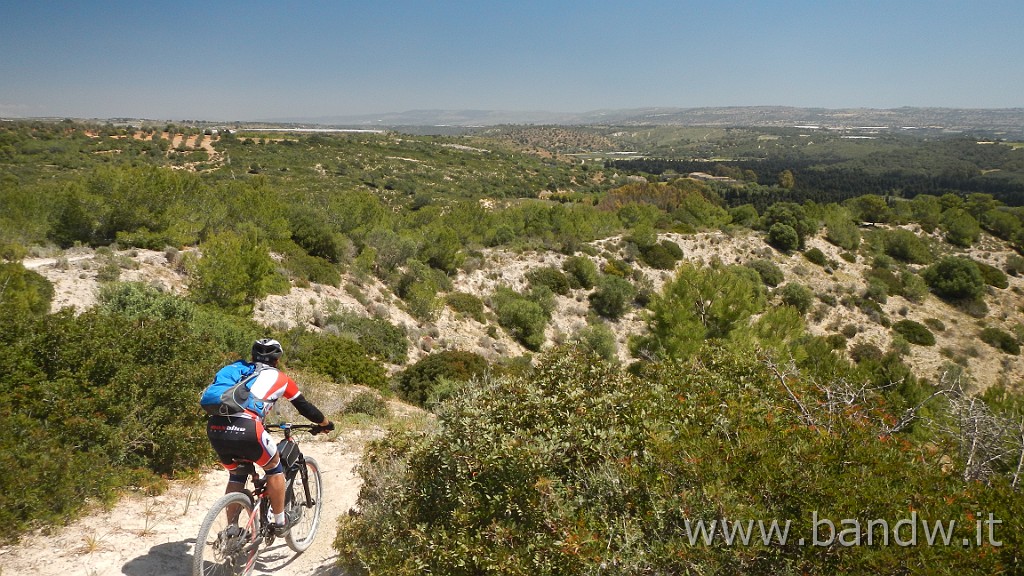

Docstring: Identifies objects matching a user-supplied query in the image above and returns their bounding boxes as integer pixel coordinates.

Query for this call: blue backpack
[200,361,264,416]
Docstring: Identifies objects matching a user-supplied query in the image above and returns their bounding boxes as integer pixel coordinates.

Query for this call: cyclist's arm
[290,393,328,426]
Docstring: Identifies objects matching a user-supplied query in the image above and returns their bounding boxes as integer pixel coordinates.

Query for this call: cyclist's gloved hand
[312,421,335,435]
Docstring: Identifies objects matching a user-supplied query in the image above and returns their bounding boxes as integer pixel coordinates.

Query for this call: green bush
[286,331,388,391]
[97,282,260,358]
[899,271,930,303]
[979,327,1020,355]
[562,255,599,289]
[802,247,828,267]
[98,281,195,323]
[892,319,936,346]
[632,263,766,360]
[639,240,683,270]
[824,216,860,250]
[570,321,618,362]
[445,292,486,323]
[492,287,550,351]
[881,229,932,264]
[975,260,1009,289]
[922,256,985,301]
[0,262,54,317]
[191,230,278,315]
[745,259,784,287]
[395,260,451,321]
[778,282,814,314]
[1005,254,1024,277]
[343,390,390,418]
[0,309,225,540]
[941,208,981,247]
[526,266,571,295]
[767,222,799,251]
[394,350,489,407]
[588,274,635,320]
[336,347,1022,575]
[275,239,342,287]
[324,311,408,364]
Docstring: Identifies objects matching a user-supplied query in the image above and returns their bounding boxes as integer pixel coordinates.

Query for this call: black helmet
[252,338,284,364]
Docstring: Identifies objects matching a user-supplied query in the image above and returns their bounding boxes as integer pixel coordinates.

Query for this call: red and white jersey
[240,367,302,421]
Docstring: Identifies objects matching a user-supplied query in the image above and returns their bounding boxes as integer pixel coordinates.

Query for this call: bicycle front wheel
[193,492,260,576]
[285,455,323,552]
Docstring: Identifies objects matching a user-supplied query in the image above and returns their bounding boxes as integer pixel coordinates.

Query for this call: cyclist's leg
[208,416,267,524]
[251,420,287,521]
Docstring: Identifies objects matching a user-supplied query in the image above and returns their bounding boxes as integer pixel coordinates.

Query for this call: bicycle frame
[230,425,317,566]
[194,422,324,576]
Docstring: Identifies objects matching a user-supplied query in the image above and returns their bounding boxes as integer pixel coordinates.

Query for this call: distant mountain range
[264,106,1024,136]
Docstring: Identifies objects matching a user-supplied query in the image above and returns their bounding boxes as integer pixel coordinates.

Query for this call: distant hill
[266,106,1024,137]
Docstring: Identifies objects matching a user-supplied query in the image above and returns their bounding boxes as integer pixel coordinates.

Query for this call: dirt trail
[0,431,371,576]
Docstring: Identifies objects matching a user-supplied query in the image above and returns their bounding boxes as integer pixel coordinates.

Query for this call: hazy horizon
[2,1,1023,122]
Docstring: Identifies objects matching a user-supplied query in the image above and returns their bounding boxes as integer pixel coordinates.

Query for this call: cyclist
[206,338,334,537]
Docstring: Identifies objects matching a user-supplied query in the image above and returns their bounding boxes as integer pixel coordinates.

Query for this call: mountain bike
[192,423,324,576]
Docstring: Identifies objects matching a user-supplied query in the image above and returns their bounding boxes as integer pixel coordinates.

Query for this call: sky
[1,0,1022,121]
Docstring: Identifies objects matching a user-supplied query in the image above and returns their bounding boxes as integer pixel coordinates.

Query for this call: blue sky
[1,0,1021,120]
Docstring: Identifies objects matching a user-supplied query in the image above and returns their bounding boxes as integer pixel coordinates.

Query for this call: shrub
[0,262,54,318]
[343,390,390,418]
[881,229,932,264]
[892,319,936,346]
[276,240,342,287]
[191,230,278,315]
[492,287,549,351]
[975,260,1009,289]
[0,309,225,540]
[526,266,571,296]
[394,350,489,407]
[924,318,946,332]
[922,256,985,301]
[941,208,981,247]
[98,281,195,322]
[588,274,635,320]
[570,321,618,362]
[825,333,848,350]
[745,259,784,287]
[445,292,486,323]
[633,264,765,360]
[979,327,1020,355]
[562,255,599,289]
[899,271,930,303]
[639,240,683,270]
[864,266,897,297]
[802,247,828,267]
[324,311,409,364]
[336,347,1022,575]
[778,282,814,314]
[767,222,799,251]
[602,258,632,278]
[824,217,861,250]
[395,260,451,321]
[1005,254,1024,277]
[286,331,388,391]
[849,342,883,363]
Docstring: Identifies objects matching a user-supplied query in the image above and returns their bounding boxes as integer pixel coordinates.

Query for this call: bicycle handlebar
[265,422,333,435]
[266,422,316,430]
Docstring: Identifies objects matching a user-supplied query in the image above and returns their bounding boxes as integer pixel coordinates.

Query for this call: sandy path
[0,432,369,576]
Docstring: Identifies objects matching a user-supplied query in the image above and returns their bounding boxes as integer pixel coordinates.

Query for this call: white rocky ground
[20,229,1024,389]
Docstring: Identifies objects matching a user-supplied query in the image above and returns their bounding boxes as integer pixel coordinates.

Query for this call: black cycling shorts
[207,415,278,471]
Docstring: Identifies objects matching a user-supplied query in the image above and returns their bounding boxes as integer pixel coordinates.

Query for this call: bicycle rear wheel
[193,492,260,576]
[285,456,323,552]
